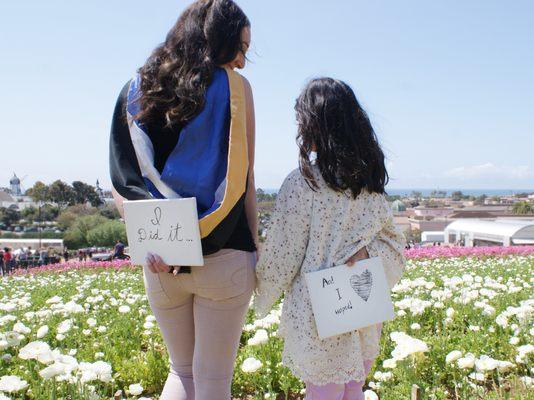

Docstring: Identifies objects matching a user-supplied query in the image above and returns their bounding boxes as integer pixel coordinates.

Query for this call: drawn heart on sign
[350,269,373,302]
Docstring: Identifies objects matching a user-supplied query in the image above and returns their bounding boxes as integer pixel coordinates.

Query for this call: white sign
[305,257,395,339]
[123,198,204,267]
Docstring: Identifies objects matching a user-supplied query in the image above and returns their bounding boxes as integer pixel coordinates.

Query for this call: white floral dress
[253,167,406,385]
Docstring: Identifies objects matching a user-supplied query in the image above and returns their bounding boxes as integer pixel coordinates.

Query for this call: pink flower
[404,245,534,260]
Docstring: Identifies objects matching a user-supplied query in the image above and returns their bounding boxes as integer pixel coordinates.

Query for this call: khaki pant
[143,249,257,400]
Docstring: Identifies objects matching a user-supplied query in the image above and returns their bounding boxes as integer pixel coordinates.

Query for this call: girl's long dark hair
[136,0,249,127]
[295,78,389,198]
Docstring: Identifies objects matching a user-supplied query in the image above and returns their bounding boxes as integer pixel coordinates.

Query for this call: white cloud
[444,163,534,181]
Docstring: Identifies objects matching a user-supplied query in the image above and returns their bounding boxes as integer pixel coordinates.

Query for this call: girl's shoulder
[279,168,312,194]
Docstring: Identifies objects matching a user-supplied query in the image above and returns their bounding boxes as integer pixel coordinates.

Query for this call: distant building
[413,206,454,218]
[96,179,104,202]
[0,191,17,208]
[421,231,445,243]
[444,219,534,246]
[10,173,22,197]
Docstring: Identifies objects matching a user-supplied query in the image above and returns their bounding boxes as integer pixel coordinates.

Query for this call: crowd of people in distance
[0,240,128,276]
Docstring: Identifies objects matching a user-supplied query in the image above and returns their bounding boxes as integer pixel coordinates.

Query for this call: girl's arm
[242,76,259,249]
[253,170,313,318]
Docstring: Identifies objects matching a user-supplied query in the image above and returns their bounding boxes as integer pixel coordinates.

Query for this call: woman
[109,1,257,399]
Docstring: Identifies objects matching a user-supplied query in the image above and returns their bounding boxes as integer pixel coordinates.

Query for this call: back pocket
[192,251,250,300]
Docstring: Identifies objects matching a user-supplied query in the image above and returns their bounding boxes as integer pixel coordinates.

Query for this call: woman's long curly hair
[135,0,250,127]
[295,78,389,198]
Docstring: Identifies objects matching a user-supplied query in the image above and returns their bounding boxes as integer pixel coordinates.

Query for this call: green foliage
[98,203,121,220]
[86,220,128,247]
[512,201,534,215]
[26,181,49,203]
[257,188,278,203]
[47,180,76,209]
[63,214,109,249]
[72,181,103,207]
[0,231,63,239]
[57,204,99,231]
[0,206,21,227]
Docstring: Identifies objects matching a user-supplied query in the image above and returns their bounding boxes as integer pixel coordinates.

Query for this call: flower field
[0,248,533,399]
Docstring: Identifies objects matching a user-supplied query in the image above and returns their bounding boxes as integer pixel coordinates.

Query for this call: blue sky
[1,0,533,191]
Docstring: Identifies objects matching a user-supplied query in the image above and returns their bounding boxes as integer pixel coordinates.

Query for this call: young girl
[254,78,406,400]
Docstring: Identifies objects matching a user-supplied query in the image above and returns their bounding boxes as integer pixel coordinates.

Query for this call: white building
[421,231,445,243]
[444,219,534,247]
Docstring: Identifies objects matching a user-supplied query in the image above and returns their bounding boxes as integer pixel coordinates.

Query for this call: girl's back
[254,77,406,387]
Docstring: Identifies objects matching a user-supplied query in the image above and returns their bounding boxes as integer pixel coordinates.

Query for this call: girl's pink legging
[305,323,383,400]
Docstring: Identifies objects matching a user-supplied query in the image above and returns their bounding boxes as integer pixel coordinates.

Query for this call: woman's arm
[111,187,125,219]
[242,76,259,249]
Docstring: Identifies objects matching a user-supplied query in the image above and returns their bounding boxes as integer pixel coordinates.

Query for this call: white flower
[118,305,131,314]
[364,389,379,399]
[373,371,393,382]
[445,350,462,364]
[457,353,476,369]
[87,318,97,327]
[97,326,107,333]
[240,357,262,373]
[247,329,269,346]
[468,372,485,382]
[129,383,144,396]
[57,319,73,334]
[410,323,421,330]
[495,314,508,328]
[520,376,533,388]
[0,375,28,393]
[496,361,515,372]
[39,362,69,380]
[36,325,49,338]
[509,337,520,345]
[475,355,499,372]
[446,307,456,318]
[18,341,54,364]
[13,322,31,334]
[382,358,397,369]
[79,361,113,383]
[389,331,429,361]
[143,321,154,329]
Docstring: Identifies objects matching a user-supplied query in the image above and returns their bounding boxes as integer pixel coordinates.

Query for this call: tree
[451,191,464,201]
[410,191,422,200]
[72,181,102,207]
[474,194,487,205]
[47,180,76,209]
[63,214,108,249]
[0,207,21,227]
[26,181,49,203]
[86,220,128,247]
[57,204,98,231]
[512,201,534,215]
[99,203,121,220]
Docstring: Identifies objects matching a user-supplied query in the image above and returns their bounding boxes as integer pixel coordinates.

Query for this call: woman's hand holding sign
[146,252,169,273]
